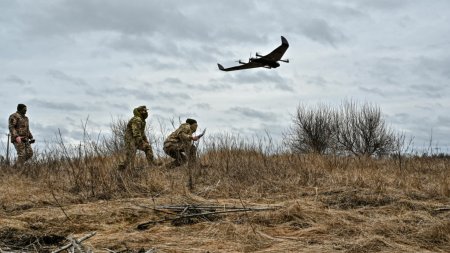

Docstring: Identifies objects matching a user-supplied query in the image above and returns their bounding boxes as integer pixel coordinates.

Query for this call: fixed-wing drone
[217,36,289,71]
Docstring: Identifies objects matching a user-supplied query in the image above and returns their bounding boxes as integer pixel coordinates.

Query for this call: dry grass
[1,135,449,252]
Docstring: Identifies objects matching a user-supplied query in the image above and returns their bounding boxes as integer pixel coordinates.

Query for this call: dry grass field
[1,137,450,252]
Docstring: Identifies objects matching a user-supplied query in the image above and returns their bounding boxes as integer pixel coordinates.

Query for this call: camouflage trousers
[121,138,155,170]
[163,142,197,168]
[13,142,33,165]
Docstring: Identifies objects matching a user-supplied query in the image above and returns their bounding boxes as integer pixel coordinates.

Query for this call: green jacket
[164,123,193,146]
[125,107,148,144]
[9,112,33,142]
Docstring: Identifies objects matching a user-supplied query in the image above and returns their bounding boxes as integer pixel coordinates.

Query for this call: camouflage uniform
[9,110,33,165]
[121,106,155,170]
[163,122,197,167]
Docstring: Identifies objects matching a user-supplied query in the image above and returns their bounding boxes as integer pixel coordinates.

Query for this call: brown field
[1,147,450,252]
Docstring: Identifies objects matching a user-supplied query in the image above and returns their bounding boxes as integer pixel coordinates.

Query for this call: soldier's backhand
[15,137,22,144]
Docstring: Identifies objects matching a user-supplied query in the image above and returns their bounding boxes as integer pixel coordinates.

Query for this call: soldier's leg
[13,142,26,166]
[187,144,197,165]
[164,144,185,167]
[24,142,33,162]
[123,140,137,170]
[140,143,158,166]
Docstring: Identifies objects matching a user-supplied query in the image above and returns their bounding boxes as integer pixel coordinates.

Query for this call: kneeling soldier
[163,118,200,168]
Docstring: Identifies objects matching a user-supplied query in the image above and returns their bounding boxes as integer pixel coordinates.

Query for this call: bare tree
[335,100,397,157]
[285,104,336,154]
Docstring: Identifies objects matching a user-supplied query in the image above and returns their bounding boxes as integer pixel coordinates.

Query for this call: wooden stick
[51,232,96,253]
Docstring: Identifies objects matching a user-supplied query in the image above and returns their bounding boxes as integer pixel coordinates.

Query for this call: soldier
[163,118,200,168]
[119,105,159,170]
[9,104,34,166]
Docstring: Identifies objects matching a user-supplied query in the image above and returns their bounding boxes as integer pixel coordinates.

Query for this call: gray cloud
[414,56,450,79]
[193,103,211,110]
[158,91,191,100]
[4,75,27,85]
[86,87,156,101]
[187,83,232,92]
[152,106,175,114]
[28,99,84,111]
[409,83,446,99]
[437,116,450,125]
[298,18,347,47]
[229,107,277,121]
[48,69,88,86]
[359,86,385,97]
[219,71,294,91]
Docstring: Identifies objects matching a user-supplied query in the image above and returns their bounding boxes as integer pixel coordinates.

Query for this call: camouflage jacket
[9,112,33,142]
[125,107,148,143]
[164,123,193,145]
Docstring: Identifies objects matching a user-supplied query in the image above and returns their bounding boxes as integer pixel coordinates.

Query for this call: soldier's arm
[131,118,143,142]
[27,118,33,139]
[8,115,18,139]
[179,125,193,141]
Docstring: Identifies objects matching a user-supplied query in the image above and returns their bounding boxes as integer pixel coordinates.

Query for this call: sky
[1,0,450,154]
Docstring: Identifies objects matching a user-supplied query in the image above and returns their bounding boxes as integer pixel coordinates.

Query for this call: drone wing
[261,36,289,61]
[217,61,263,72]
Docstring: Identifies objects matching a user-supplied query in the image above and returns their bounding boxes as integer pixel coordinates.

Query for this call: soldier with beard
[9,104,35,166]
[119,105,159,170]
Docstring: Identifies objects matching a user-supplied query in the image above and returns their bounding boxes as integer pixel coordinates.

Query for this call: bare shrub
[286,101,399,157]
[336,100,397,157]
[284,103,336,154]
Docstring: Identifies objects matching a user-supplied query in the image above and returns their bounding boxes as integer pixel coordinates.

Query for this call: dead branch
[434,207,450,212]
[51,232,96,253]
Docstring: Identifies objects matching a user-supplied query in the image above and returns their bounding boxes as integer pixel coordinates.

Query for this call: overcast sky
[1,0,449,154]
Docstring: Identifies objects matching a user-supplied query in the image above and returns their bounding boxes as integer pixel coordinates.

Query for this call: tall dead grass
[1,124,449,252]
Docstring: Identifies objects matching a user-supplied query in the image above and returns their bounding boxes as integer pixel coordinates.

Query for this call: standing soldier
[119,105,158,170]
[9,104,34,166]
[163,118,201,168]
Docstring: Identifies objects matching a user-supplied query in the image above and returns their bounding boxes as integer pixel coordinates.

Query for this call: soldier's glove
[29,139,36,144]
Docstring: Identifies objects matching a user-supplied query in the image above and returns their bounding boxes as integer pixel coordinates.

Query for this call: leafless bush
[284,104,336,154]
[286,101,400,157]
[103,117,127,155]
[336,101,397,157]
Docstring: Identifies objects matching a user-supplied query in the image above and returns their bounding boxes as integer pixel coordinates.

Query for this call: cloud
[157,91,191,100]
[437,116,450,125]
[415,56,450,79]
[18,0,210,40]
[151,106,175,114]
[359,86,385,97]
[187,83,232,92]
[4,75,27,85]
[28,99,84,111]
[228,106,277,121]
[86,87,156,101]
[298,18,347,47]
[219,71,294,91]
[192,103,211,110]
[47,69,88,86]
[409,83,446,99]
